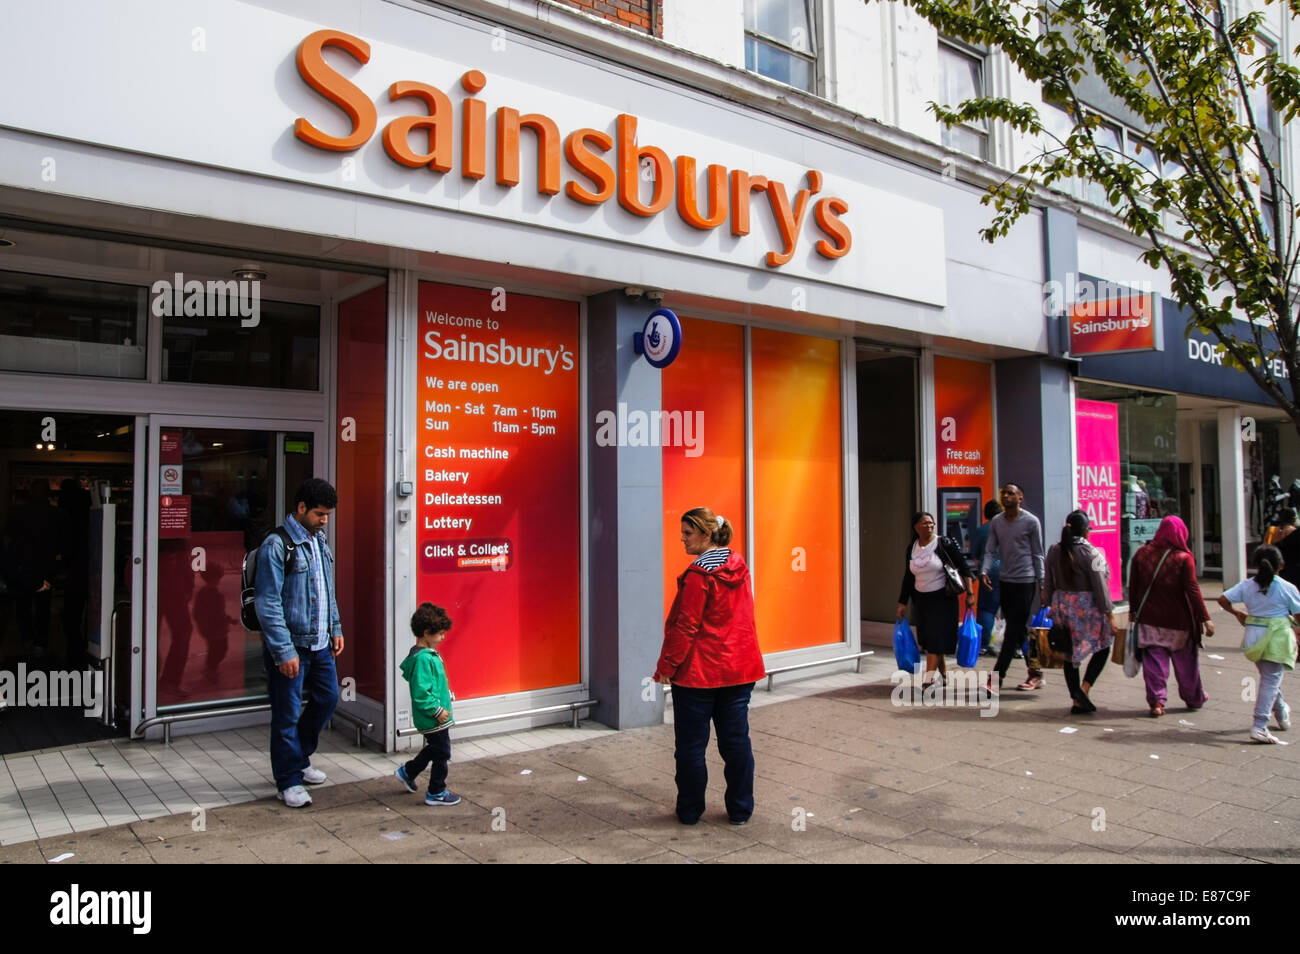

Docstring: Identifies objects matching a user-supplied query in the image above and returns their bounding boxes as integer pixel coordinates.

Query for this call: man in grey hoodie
[981,483,1046,691]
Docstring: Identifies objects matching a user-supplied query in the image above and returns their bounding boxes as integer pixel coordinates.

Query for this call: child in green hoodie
[395,602,461,805]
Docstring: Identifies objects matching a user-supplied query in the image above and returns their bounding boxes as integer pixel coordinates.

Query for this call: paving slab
[1,600,1298,864]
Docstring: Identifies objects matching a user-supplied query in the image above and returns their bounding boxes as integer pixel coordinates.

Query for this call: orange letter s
[294,30,377,152]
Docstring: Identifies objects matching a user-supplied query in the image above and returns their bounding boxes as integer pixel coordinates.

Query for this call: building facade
[0,0,1290,751]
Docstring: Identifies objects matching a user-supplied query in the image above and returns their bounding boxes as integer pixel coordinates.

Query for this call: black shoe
[729,816,750,826]
[1072,691,1097,713]
[1070,704,1093,715]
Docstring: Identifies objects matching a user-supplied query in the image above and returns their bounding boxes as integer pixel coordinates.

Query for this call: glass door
[144,419,322,721]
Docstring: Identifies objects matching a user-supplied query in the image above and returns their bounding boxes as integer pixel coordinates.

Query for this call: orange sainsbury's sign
[1068,287,1163,356]
[292,29,852,268]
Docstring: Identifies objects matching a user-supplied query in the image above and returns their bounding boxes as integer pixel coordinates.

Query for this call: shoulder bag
[936,538,966,597]
[1121,548,1170,678]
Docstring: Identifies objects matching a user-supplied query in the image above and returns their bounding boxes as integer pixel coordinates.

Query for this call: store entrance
[856,348,919,622]
[146,420,321,722]
[0,410,135,754]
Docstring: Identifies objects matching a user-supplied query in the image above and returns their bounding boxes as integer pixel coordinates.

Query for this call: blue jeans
[671,683,755,824]
[264,644,339,791]
[1254,660,1288,731]
[977,609,997,649]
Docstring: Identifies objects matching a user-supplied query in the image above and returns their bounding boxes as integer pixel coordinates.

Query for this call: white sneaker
[302,766,327,785]
[1250,726,1282,744]
[276,784,313,808]
[1276,702,1291,732]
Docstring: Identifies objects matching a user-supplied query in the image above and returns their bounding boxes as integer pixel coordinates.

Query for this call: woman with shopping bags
[897,511,974,687]
[1126,515,1213,717]
[1043,510,1115,714]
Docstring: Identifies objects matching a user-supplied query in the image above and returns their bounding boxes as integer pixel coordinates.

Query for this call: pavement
[1,582,1298,864]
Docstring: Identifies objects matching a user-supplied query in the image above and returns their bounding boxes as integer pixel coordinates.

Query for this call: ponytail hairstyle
[1256,545,1283,593]
[1060,509,1090,582]
[682,506,733,547]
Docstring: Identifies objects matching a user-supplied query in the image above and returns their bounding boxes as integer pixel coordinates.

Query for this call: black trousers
[404,729,451,794]
[994,581,1037,681]
[1063,651,1110,700]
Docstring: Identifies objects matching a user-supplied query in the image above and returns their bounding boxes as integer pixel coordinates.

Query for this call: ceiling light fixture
[232,263,268,282]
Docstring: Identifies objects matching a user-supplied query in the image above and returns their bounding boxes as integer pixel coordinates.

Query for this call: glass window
[0,270,146,379]
[939,41,989,159]
[1128,136,1161,177]
[1041,102,1074,147]
[1261,195,1276,245]
[156,426,315,710]
[1087,120,1123,207]
[162,298,320,390]
[743,0,817,93]
[1076,382,1182,597]
[1251,38,1277,134]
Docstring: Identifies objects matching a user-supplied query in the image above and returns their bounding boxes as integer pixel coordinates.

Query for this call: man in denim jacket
[255,478,344,808]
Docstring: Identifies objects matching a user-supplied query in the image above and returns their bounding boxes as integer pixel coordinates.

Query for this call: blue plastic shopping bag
[893,618,920,673]
[957,611,980,668]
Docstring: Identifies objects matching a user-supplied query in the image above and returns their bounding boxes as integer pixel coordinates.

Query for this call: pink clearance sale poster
[1075,399,1122,600]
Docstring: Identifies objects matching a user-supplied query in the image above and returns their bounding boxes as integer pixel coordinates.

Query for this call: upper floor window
[1250,37,1278,135]
[938,40,989,159]
[744,0,817,93]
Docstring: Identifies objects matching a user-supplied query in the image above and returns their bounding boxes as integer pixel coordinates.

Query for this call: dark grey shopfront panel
[1077,300,1293,405]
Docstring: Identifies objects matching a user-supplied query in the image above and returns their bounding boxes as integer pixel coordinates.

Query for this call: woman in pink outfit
[1127,516,1214,717]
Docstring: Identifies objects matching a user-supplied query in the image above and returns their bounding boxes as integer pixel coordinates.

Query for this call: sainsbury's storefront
[0,0,1049,751]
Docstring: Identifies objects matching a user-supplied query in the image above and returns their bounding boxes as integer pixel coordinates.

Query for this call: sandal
[1150,704,1165,717]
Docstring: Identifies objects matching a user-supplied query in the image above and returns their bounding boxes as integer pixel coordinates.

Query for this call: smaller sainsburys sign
[1068,282,1163,356]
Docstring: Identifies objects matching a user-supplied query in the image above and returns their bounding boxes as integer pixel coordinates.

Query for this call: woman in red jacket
[654,506,766,826]
[1127,515,1215,716]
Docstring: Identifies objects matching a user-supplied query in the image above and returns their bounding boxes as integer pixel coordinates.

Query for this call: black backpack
[240,527,296,632]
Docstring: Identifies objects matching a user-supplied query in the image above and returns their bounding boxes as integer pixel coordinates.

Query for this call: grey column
[995,357,1075,529]
[587,291,665,729]
[992,206,1078,532]
[1218,406,1246,584]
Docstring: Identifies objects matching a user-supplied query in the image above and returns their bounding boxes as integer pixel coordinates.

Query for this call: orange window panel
[751,329,843,652]
[661,317,746,620]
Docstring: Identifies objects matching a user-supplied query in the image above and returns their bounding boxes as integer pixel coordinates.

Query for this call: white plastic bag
[1123,623,1141,678]
[990,615,1006,651]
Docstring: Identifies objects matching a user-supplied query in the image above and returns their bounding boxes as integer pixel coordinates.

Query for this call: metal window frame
[743,0,821,95]
[390,268,591,747]
[937,37,991,161]
[140,412,329,736]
